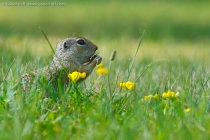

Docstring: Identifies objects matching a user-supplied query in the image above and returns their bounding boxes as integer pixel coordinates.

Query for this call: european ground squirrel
[21,37,102,91]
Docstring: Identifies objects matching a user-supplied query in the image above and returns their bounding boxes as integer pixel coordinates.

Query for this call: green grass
[1,37,210,139]
[1,1,210,140]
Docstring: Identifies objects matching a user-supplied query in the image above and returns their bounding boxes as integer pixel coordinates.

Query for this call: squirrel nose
[95,46,98,51]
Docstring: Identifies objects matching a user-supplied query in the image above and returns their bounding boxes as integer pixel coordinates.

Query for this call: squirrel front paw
[79,55,102,76]
[93,55,102,65]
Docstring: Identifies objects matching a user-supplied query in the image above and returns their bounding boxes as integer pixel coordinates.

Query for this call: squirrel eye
[77,39,85,45]
[63,42,68,49]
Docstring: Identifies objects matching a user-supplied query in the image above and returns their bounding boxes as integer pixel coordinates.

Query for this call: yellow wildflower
[96,67,109,75]
[120,81,135,90]
[144,94,158,101]
[97,62,104,68]
[185,108,190,113]
[168,90,175,98]
[119,82,126,87]
[162,90,178,99]
[96,62,109,75]
[162,92,170,99]
[125,81,135,90]
[144,95,152,100]
[152,94,159,99]
[144,95,150,101]
[119,82,126,90]
[68,71,86,83]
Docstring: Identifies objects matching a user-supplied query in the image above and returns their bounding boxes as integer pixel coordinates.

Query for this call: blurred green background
[0,1,210,62]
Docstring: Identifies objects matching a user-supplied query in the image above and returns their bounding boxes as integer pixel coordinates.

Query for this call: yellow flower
[96,67,109,75]
[96,62,109,75]
[144,94,158,101]
[120,81,135,90]
[119,82,126,90]
[119,82,126,87]
[168,90,175,98]
[162,92,170,99]
[144,95,150,101]
[162,90,178,99]
[185,108,190,113]
[152,94,159,99]
[97,62,104,68]
[144,95,152,100]
[125,81,135,90]
[68,71,86,83]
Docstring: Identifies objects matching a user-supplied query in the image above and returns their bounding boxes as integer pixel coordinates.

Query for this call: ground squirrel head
[53,37,98,65]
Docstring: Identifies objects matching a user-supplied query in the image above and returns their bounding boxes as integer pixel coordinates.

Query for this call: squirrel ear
[63,42,68,49]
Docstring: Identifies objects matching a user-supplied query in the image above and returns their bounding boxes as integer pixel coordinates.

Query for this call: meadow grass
[1,35,210,140]
[1,1,210,140]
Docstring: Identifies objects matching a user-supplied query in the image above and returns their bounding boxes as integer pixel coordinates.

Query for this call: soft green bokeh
[1,1,210,41]
[1,1,210,61]
[0,1,210,59]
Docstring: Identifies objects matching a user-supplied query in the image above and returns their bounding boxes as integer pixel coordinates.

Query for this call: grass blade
[39,27,55,54]
[126,30,145,80]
